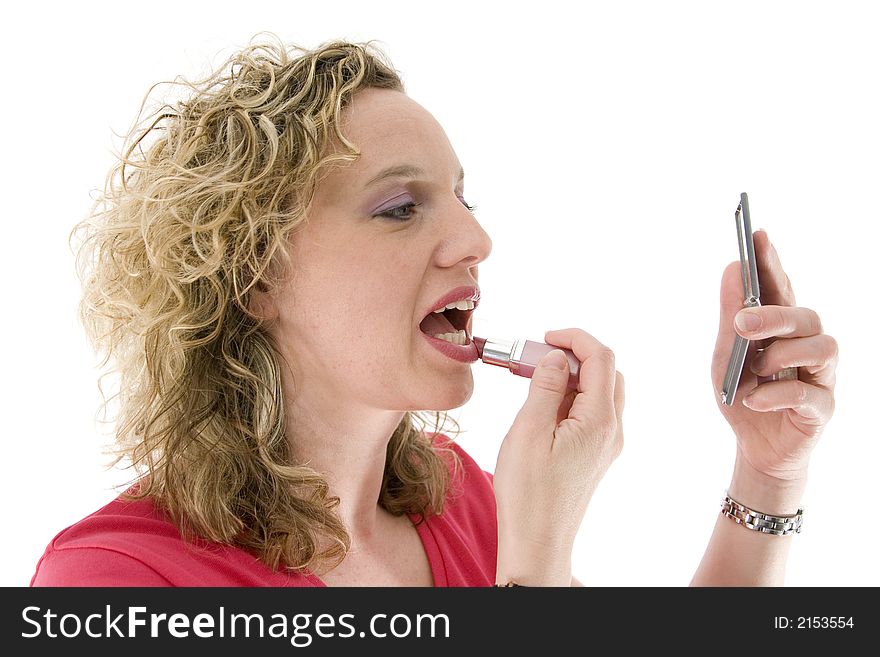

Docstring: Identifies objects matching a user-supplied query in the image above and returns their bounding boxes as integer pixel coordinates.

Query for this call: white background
[2,0,877,587]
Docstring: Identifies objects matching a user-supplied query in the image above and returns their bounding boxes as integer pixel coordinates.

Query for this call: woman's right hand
[492,328,625,586]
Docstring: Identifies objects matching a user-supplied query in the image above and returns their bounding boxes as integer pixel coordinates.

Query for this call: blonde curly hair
[69,33,463,576]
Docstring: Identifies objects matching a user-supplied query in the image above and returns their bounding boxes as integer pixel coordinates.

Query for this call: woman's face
[263,88,493,413]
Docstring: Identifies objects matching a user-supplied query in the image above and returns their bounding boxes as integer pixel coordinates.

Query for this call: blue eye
[377,199,477,222]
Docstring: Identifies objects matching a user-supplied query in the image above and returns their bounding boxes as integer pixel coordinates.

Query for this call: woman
[32,36,837,587]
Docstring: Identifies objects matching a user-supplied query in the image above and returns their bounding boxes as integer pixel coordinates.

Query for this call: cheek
[286,242,419,344]
[288,289,390,344]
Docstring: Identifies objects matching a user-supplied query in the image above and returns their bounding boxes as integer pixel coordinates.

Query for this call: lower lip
[420,331,479,363]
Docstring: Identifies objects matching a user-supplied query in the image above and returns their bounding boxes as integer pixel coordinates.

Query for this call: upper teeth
[432,298,475,313]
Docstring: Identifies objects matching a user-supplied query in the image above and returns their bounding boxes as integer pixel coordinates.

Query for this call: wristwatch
[721,493,803,536]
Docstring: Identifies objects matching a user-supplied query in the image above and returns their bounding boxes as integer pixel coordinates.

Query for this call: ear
[247,282,279,323]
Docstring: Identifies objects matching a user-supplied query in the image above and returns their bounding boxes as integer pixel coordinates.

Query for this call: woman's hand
[711,230,838,504]
[493,328,625,586]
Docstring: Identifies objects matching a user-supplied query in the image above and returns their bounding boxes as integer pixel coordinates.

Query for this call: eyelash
[379,199,477,221]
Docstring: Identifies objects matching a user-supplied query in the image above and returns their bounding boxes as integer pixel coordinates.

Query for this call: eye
[376,198,478,222]
[378,202,421,221]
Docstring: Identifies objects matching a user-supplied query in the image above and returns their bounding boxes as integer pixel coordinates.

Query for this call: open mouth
[418,306,473,346]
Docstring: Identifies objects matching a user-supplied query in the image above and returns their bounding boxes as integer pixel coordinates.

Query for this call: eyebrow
[363,164,465,189]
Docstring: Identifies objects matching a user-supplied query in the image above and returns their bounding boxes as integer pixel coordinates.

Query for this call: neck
[284,391,406,541]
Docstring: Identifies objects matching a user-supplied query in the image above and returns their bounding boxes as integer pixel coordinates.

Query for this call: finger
[556,388,578,427]
[614,371,625,423]
[544,328,617,424]
[517,349,574,435]
[749,334,838,389]
[734,304,825,340]
[613,371,625,457]
[742,380,834,428]
[713,260,752,364]
[752,229,796,307]
[719,259,746,328]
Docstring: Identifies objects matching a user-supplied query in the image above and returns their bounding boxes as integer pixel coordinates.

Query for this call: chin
[425,376,474,411]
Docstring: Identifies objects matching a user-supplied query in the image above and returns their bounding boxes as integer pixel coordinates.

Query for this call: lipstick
[473,337,580,391]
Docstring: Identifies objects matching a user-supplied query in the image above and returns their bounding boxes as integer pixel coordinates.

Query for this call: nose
[437,196,493,268]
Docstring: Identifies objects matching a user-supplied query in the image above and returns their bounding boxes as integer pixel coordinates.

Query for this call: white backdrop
[2,0,877,586]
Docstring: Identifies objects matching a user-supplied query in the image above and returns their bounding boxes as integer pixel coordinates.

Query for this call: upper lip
[422,285,481,318]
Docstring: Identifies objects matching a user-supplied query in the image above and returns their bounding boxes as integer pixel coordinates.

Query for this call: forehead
[331,88,459,181]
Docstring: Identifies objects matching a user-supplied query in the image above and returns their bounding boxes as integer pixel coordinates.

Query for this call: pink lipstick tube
[473,337,580,392]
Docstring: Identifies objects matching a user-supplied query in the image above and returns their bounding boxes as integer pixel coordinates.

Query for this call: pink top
[30,437,497,587]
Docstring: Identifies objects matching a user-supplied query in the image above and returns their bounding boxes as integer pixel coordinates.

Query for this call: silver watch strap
[721,493,803,536]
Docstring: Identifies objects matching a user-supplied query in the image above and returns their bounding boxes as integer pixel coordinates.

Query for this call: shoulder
[31,493,317,587]
[31,495,176,586]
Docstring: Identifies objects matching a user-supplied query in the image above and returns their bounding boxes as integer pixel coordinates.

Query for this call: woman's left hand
[711,229,838,481]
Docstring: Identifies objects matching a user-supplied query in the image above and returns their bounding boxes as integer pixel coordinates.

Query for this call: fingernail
[736,311,762,332]
[742,394,755,408]
[750,353,765,374]
[542,349,568,371]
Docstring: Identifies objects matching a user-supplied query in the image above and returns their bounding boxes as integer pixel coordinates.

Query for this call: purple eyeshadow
[371,193,413,215]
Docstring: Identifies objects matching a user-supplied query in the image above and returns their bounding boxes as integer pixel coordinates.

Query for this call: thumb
[514,349,570,432]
